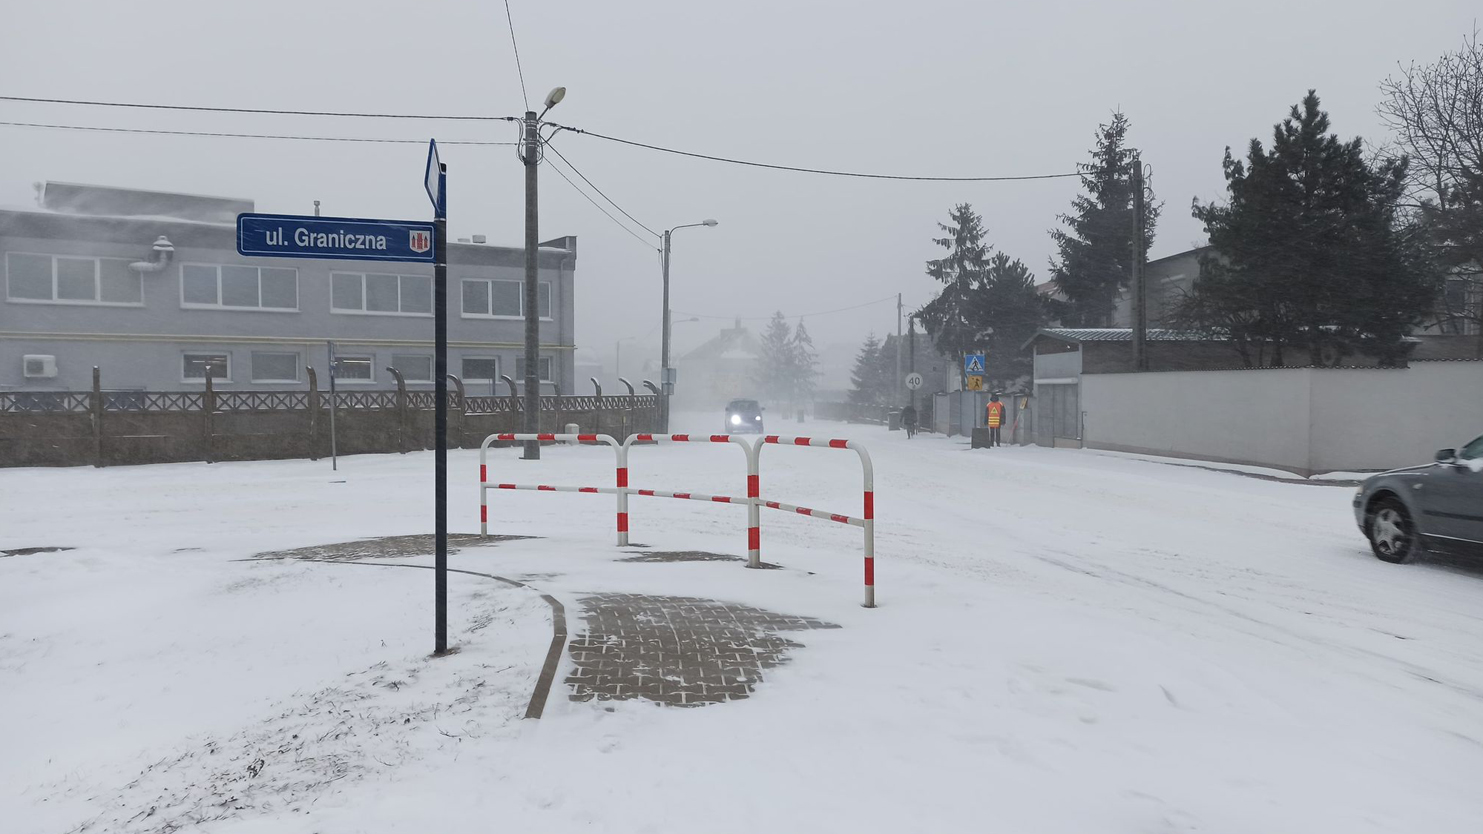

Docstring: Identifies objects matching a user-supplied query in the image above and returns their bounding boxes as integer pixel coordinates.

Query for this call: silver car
[1354,434,1483,563]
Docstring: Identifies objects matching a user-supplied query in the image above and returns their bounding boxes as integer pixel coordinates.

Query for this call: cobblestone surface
[566,594,839,707]
[254,533,525,561]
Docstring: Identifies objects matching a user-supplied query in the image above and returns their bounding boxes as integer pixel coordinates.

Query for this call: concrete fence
[0,370,660,468]
[1079,361,1483,474]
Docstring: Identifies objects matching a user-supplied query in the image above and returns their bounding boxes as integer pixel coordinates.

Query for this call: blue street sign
[237,213,436,263]
[964,353,986,374]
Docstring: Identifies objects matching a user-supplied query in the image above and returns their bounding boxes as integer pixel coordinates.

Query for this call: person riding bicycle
[900,402,918,438]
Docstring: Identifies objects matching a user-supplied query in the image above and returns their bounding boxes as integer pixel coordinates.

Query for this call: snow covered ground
[4,413,1483,833]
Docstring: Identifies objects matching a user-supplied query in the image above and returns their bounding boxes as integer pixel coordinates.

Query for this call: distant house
[672,321,762,410]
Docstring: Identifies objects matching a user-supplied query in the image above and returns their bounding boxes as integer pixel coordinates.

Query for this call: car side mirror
[1435,448,1457,464]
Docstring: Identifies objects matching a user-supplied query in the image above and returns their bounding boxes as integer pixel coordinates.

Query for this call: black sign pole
[433,163,449,656]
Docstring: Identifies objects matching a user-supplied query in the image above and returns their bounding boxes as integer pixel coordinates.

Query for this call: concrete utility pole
[517,87,566,459]
[1131,152,1148,372]
[521,109,542,459]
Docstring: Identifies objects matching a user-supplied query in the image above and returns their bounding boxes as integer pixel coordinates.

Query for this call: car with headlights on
[724,398,764,434]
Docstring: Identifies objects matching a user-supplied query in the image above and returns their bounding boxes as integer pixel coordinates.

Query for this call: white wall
[1308,362,1483,471]
[1081,368,1313,472]
[1081,362,1483,474]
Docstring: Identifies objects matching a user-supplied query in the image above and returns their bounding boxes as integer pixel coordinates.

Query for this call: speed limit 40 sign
[904,372,924,390]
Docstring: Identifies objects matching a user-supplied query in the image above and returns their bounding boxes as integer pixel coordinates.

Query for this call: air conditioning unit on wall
[23,355,57,378]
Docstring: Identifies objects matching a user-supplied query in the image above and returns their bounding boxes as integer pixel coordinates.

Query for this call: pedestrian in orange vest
[985,392,1006,447]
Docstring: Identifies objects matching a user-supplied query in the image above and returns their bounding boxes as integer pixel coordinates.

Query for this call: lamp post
[520,85,566,461]
[660,220,717,432]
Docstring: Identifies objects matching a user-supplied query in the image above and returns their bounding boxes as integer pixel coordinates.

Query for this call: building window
[461,278,551,319]
[181,264,298,310]
[183,353,231,381]
[391,354,433,382]
[461,356,499,382]
[6,253,143,305]
[332,272,433,315]
[250,351,300,383]
[332,355,374,382]
[515,356,554,383]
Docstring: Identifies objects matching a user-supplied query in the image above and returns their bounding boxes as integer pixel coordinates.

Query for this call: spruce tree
[791,321,819,405]
[1182,91,1439,366]
[848,334,887,405]
[1049,111,1160,326]
[979,252,1051,383]
[755,311,795,405]
[917,204,992,361]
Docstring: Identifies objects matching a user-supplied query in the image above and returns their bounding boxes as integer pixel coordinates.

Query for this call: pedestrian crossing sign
[964,353,985,374]
[966,375,984,391]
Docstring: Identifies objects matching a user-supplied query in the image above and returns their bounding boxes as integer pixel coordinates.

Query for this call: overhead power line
[545,143,659,237]
[502,0,530,111]
[545,156,657,249]
[0,94,516,121]
[556,125,1082,182]
[0,121,516,146]
[3,95,1079,182]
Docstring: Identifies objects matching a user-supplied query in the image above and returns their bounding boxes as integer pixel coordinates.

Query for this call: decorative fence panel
[0,372,662,468]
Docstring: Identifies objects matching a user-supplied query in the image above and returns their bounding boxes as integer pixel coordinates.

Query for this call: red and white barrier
[477,430,877,607]
[478,433,625,542]
[622,433,761,567]
[756,436,876,608]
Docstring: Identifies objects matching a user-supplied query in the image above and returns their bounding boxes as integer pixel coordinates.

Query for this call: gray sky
[2,0,1477,369]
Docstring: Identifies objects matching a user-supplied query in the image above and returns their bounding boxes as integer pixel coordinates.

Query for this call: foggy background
[2,0,1476,382]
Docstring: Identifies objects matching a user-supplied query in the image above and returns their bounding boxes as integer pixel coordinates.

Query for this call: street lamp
[660,220,718,431]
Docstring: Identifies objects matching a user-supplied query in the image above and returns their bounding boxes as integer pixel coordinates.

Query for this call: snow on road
[3,413,1482,833]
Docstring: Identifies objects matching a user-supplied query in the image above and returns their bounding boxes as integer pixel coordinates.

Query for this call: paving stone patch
[566,594,838,708]
[253,533,526,561]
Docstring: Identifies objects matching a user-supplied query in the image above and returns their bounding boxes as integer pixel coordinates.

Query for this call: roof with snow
[1029,327,1218,345]
[679,325,761,362]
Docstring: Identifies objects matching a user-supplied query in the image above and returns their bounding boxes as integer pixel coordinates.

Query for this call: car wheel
[1368,497,1418,564]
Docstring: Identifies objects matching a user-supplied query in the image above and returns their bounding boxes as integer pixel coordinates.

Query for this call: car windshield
[728,400,759,412]
[1459,435,1483,461]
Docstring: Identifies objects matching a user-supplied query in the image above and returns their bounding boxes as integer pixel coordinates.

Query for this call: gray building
[1,182,576,395]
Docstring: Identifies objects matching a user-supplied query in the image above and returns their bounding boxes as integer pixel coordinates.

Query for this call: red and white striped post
[621,433,761,567]
[756,436,876,607]
[479,433,625,543]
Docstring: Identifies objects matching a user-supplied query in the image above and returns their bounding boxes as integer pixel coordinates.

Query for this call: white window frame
[331,354,376,384]
[330,272,434,317]
[390,353,434,383]
[460,355,501,383]
[515,356,556,383]
[5,252,144,307]
[249,351,302,384]
[460,278,553,321]
[179,263,300,312]
[182,352,232,383]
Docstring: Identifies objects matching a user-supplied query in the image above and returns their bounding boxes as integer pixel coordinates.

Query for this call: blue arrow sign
[237,213,436,263]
